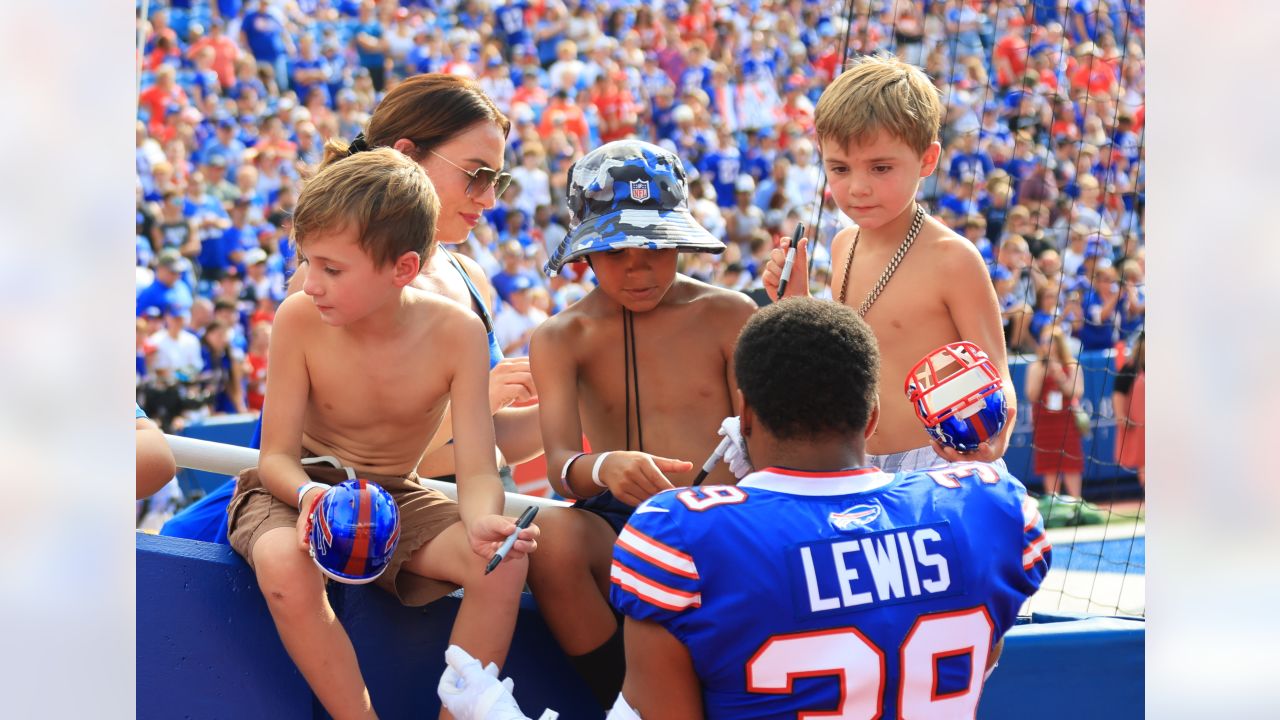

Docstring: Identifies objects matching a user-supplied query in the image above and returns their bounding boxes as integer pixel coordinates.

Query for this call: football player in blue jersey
[608,298,1050,719]
[436,298,1051,720]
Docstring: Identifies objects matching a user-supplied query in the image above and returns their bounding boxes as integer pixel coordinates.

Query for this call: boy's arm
[493,404,543,466]
[256,295,320,547]
[937,240,1018,464]
[529,319,589,500]
[417,358,538,474]
[620,617,704,720]
[449,314,531,559]
[136,416,177,500]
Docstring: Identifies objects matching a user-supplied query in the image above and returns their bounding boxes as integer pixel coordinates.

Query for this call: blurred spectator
[139,66,189,137]
[198,319,248,414]
[188,18,241,90]
[509,145,551,219]
[490,240,539,305]
[1025,328,1086,501]
[1117,257,1146,338]
[725,175,765,247]
[993,235,1042,353]
[493,275,547,357]
[240,0,293,93]
[244,321,270,413]
[137,249,195,318]
[1113,331,1146,488]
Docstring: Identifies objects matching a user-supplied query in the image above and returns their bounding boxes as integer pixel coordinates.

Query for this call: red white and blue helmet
[904,342,1008,453]
[308,479,400,584]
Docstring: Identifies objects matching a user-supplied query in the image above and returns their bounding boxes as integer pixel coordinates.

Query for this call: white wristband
[591,452,613,488]
[558,452,586,499]
[296,481,329,511]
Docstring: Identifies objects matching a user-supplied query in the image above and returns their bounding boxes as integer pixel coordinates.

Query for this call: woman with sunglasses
[311,73,542,482]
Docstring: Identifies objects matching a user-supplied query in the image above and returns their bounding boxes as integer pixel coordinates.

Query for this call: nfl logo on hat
[629,179,651,203]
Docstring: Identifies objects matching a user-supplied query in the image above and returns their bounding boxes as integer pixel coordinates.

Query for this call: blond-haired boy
[765,52,1016,471]
[226,148,538,719]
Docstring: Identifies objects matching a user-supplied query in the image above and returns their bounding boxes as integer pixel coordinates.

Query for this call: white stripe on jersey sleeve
[617,526,699,579]
[610,560,702,612]
[1023,534,1052,570]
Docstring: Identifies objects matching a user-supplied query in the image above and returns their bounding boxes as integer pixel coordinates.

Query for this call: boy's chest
[307,340,450,424]
[839,260,955,354]
[575,314,729,415]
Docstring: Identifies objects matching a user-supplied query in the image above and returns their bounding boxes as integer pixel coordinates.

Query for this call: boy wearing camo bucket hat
[528,139,757,709]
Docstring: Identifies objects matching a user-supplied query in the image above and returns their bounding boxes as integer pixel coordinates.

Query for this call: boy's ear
[391,250,422,286]
[920,142,942,178]
[739,400,753,438]
[864,400,880,442]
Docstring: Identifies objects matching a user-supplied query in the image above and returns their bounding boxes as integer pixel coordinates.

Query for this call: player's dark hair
[734,298,879,440]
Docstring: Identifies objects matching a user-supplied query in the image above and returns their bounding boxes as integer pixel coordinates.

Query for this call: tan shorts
[226,453,462,607]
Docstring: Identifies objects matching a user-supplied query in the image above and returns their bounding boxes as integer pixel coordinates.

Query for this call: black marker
[692,435,733,487]
[484,505,538,575]
[776,221,805,299]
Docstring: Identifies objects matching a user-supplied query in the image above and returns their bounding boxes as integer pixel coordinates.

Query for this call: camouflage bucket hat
[544,140,725,276]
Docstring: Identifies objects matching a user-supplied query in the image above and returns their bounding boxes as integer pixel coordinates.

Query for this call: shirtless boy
[527,139,757,707]
[764,52,1016,472]
[226,148,537,719]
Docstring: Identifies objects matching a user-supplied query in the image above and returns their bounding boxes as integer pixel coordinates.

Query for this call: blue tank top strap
[443,249,504,369]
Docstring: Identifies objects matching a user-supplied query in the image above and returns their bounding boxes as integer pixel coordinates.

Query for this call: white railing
[164,434,569,516]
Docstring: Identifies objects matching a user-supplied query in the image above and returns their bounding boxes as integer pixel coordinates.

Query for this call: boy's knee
[252,533,323,610]
[529,512,594,571]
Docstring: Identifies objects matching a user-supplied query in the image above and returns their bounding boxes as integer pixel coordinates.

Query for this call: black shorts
[572,490,635,535]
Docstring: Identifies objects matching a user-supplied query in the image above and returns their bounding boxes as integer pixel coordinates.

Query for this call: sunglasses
[429,150,512,199]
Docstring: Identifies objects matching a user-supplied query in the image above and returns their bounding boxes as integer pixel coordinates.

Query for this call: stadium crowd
[134,0,1145,432]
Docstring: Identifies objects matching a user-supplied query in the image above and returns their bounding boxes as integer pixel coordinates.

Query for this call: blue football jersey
[610,463,1050,719]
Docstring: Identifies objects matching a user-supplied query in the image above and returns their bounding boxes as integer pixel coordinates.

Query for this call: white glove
[717,416,754,480]
[606,692,642,719]
[438,645,543,720]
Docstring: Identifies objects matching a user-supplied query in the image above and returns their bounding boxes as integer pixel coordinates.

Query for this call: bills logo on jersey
[829,503,882,530]
[629,179,652,202]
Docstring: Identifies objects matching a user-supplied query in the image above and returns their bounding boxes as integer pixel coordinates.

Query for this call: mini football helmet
[904,342,1008,453]
[308,479,401,584]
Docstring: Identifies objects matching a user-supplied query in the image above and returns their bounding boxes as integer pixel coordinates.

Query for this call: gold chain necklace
[838,204,926,317]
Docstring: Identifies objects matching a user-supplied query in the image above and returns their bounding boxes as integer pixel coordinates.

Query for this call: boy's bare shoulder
[830,224,861,256]
[915,220,989,275]
[407,286,485,332]
[534,286,604,342]
[676,274,759,314]
[274,288,322,329]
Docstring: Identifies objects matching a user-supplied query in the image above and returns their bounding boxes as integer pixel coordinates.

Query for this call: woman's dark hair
[734,298,880,440]
[321,74,511,169]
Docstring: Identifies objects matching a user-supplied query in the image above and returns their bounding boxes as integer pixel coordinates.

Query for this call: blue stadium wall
[137,533,1143,718]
